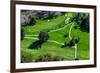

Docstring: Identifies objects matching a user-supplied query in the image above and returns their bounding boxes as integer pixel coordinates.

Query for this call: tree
[28,17,36,26]
[61,37,80,48]
[80,17,89,31]
[38,31,49,42]
[21,28,24,40]
[28,31,49,49]
[73,13,90,32]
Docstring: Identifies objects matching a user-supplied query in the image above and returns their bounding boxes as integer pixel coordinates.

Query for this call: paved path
[24,37,63,45]
[24,37,38,40]
[49,23,71,33]
[48,40,63,45]
[25,35,38,37]
[69,23,74,39]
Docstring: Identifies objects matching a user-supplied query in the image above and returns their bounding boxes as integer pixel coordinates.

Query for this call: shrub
[28,18,36,26]
[21,50,33,63]
[38,31,49,42]
[35,53,64,62]
[74,26,77,29]
[21,28,24,40]
[64,33,68,38]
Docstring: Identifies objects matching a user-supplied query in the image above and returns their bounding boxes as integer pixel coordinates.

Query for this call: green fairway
[21,12,90,63]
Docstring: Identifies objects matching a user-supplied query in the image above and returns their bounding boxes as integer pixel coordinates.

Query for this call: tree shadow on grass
[28,40,43,49]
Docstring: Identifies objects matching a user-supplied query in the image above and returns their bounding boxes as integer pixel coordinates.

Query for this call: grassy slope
[22,15,66,35]
[21,14,90,62]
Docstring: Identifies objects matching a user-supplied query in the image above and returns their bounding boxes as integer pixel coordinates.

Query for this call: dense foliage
[21,28,24,40]
[35,53,64,62]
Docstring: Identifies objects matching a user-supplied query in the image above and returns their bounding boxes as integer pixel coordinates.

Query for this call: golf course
[21,11,90,63]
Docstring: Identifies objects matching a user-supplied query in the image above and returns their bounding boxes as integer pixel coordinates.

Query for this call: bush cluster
[35,53,64,62]
[21,50,33,63]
